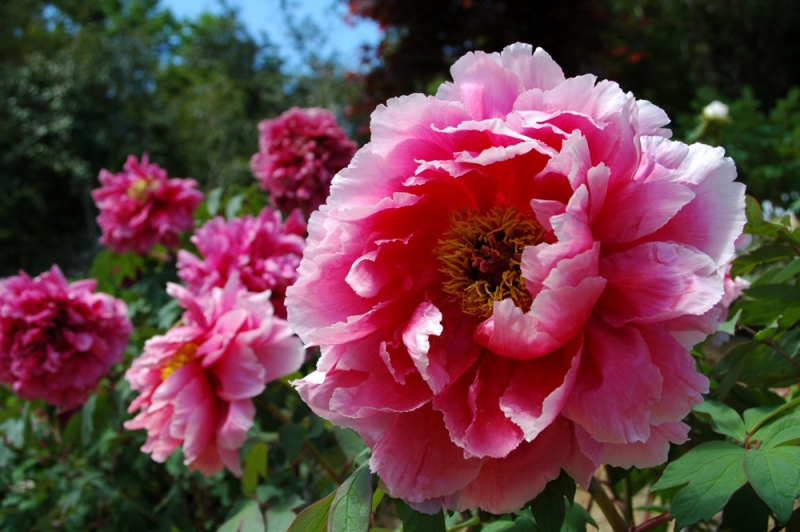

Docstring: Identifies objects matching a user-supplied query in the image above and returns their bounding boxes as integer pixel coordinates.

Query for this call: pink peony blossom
[92,154,203,254]
[287,44,746,513]
[250,107,357,216]
[0,266,131,407]
[124,277,304,476]
[176,207,306,318]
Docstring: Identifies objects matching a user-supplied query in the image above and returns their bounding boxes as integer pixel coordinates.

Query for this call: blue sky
[159,0,382,69]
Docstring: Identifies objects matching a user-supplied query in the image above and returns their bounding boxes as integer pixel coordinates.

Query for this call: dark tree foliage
[348,0,800,123]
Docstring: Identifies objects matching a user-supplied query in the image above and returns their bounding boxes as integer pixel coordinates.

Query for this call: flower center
[436,206,545,318]
[161,342,198,380]
[127,178,158,201]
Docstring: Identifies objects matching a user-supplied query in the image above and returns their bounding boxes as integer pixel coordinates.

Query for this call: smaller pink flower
[176,207,306,318]
[0,266,131,407]
[92,154,203,254]
[250,107,357,216]
[124,277,304,476]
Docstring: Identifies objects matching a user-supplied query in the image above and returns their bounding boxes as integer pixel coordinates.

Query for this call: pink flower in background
[0,266,131,407]
[177,207,306,318]
[124,277,304,476]
[288,44,745,513]
[92,154,203,254]
[250,107,357,216]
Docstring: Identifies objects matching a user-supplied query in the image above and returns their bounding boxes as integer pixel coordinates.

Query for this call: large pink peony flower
[92,154,203,254]
[287,44,746,513]
[124,277,304,476]
[0,266,131,407]
[176,207,306,318]
[250,107,357,216]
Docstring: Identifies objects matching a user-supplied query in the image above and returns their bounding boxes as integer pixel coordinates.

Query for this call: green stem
[588,477,628,532]
[264,401,344,484]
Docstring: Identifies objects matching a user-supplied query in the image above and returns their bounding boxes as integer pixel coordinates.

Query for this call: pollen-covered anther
[161,342,198,380]
[436,206,546,318]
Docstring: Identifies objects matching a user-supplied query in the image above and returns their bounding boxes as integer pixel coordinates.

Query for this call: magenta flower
[124,277,304,476]
[287,44,746,513]
[0,266,131,407]
[250,107,357,216]
[92,154,203,254]
[176,207,306,318]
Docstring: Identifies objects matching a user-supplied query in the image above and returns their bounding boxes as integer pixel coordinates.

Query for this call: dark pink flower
[250,107,357,216]
[124,277,304,476]
[92,154,203,254]
[0,266,131,407]
[287,44,746,513]
[176,207,306,318]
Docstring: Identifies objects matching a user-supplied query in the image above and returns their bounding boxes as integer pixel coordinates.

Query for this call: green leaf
[371,488,385,513]
[745,284,800,301]
[719,483,771,532]
[479,522,516,532]
[226,194,245,219]
[81,395,96,447]
[562,502,598,532]
[529,471,576,532]
[395,500,446,532]
[242,442,269,497]
[743,196,781,238]
[218,501,266,532]
[278,424,307,461]
[285,492,335,532]
[718,308,742,335]
[692,400,747,442]
[756,412,800,449]
[743,405,782,433]
[652,441,747,530]
[333,427,368,461]
[744,447,800,523]
[328,464,372,532]
[770,258,800,284]
[732,244,795,276]
[206,187,223,216]
[266,508,296,532]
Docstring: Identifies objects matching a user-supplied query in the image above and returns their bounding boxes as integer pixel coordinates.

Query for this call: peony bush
[287,44,745,513]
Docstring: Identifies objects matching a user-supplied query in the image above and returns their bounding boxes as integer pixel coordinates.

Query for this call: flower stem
[263,401,344,484]
[588,476,629,532]
[632,512,671,532]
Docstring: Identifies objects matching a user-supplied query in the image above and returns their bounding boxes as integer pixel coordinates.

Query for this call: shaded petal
[603,422,690,469]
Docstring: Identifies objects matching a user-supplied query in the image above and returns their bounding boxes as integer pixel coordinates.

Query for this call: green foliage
[327,464,372,532]
[395,500,446,532]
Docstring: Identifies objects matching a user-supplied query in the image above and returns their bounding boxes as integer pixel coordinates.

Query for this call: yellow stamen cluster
[436,206,545,318]
[127,178,159,201]
[161,343,198,380]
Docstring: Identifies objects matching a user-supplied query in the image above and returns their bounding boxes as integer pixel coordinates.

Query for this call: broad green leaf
[266,508,296,532]
[692,400,746,442]
[771,258,800,284]
[718,308,742,335]
[333,426,367,461]
[395,500,446,532]
[226,194,245,219]
[242,442,269,496]
[286,491,335,532]
[719,484,771,532]
[328,464,372,532]
[278,424,307,461]
[371,488,385,513]
[745,284,800,301]
[743,196,781,238]
[479,521,516,532]
[743,405,782,433]
[562,501,598,532]
[206,187,223,216]
[218,501,266,532]
[652,441,747,530]
[744,447,800,523]
[732,244,795,276]
[756,413,800,449]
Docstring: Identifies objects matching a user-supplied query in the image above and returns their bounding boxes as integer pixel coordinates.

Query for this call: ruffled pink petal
[603,421,690,469]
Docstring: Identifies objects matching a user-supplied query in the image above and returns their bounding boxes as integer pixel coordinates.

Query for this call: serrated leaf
[328,464,372,532]
[652,441,747,530]
[395,500,446,532]
[719,483,771,532]
[757,413,800,449]
[744,447,800,523]
[286,491,335,532]
[218,501,265,532]
[692,400,746,442]
[242,442,269,496]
